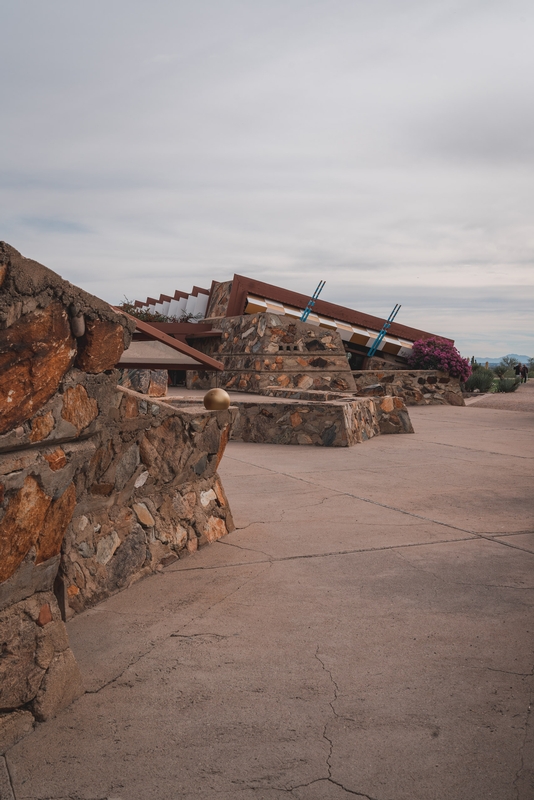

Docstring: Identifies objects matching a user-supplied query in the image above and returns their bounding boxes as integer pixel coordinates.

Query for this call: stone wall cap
[0,242,135,334]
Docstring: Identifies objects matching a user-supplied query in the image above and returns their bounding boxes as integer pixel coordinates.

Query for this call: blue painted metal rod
[300,280,326,322]
[367,303,401,357]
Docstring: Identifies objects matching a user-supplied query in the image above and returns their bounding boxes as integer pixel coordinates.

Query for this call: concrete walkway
[2,400,533,800]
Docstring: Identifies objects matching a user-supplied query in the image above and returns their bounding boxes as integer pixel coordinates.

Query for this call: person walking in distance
[520,364,528,383]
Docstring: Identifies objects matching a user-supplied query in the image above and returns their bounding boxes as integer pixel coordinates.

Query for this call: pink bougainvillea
[407,337,471,381]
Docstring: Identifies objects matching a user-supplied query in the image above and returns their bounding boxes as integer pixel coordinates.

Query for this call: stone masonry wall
[169,394,414,447]
[119,367,168,397]
[60,386,236,615]
[351,370,465,406]
[187,312,356,394]
[229,397,413,446]
[204,280,233,319]
[0,243,236,752]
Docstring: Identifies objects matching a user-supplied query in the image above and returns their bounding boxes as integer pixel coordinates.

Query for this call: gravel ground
[466,378,534,412]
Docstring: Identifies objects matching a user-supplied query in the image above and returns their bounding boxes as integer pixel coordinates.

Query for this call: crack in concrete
[225,455,534,557]
[172,535,476,574]
[455,582,534,590]
[307,650,380,800]
[289,494,336,511]
[232,512,285,532]
[474,529,534,537]
[225,457,477,532]
[170,633,231,641]
[282,776,378,798]
[0,755,16,800]
[513,683,533,800]
[414,440,534,461]
[393,548,534,590]
[487,667,534,677]
[393,549,445,585]
[471,533,534,558]
[216,539,274,561]
[327,778,380,798]
[314,647,340,781]
[234,520,268,531]
[84,564,271,695]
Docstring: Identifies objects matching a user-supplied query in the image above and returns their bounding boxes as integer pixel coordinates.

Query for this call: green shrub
[493,364,507,378]
[496,378,520,393]
[499,356,519,370]
[464,368,495,393]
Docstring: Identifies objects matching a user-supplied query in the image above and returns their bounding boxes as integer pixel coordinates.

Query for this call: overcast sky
[2,0,533,356]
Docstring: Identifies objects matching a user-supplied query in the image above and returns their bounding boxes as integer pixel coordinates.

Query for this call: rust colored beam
[112,308,224,371]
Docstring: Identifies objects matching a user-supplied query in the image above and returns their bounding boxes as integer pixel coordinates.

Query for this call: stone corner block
[31,649,83,722]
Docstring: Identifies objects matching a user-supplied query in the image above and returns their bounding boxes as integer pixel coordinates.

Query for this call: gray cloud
[18,217,92,235]
[1,0,533,357]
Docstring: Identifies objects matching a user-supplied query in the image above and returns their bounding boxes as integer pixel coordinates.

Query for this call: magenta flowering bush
[407,337,472,381]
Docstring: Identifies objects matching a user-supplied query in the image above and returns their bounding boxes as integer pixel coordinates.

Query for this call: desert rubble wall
[351,370,465,406]
[0,243,236,752]
[229,396,414,445]
[187,312,356,394]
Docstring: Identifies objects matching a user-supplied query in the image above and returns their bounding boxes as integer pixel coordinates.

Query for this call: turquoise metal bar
[367,304,401,357]
[300,280,326,322]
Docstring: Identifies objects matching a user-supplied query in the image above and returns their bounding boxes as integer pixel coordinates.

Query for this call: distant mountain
[476,354,532,366]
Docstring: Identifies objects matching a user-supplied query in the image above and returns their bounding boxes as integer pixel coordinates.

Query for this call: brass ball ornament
[203,388,231,410]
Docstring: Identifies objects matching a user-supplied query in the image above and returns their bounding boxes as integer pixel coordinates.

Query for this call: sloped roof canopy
[213,275,452,345]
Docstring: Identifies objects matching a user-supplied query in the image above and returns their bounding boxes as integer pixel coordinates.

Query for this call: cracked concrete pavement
[2,398,533,800]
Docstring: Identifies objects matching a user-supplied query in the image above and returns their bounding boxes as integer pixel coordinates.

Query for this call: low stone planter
[169,394,414,447]
[350,370,465,406]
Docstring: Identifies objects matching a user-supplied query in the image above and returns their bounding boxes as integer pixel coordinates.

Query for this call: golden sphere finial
[203,388,231,410]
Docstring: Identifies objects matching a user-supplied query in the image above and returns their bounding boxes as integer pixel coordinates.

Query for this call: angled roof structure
[132,274,451,361]
[215,275,451,344]
[135,287,210,320]
[113,309,224,371]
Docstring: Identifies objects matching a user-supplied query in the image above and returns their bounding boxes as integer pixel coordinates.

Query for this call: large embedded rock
[76,318,125,373]
[29,410,55,443]
[0,593,82,724]
[0,554,60,612]
[444,390,465,406]
[0,476,52,582]
[61,384,99,433]
[106,525,147,591]
[31,649,83,722]
[0,242,134,344]
[0,604,45,709]
[36,483,77,564]
[0,302,76,434]
[204,516,227,543]
[120,368,168,397]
